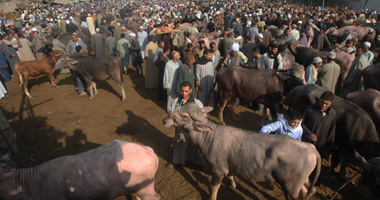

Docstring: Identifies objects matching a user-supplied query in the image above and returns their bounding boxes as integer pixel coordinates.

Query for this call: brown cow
[15,50,64,98]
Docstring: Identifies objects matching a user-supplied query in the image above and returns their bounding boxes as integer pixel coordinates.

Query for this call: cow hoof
[121,98,126,102]
[88,97,94,100]
[27,95,32,98]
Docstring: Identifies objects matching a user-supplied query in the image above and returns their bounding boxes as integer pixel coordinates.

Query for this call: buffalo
[163,103,321,200]
[347,89,380,134]
[363,63,380,91]
[0,140,160,200]
[54,54,126,101]
[284,84,380,199]
[215,65,305,125]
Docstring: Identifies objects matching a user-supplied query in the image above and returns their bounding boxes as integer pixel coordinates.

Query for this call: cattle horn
[180,103,206,122]
[354,150,372,171]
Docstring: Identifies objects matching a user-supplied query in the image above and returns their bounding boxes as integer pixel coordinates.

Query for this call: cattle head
[163,103,213,132]
[54,54,79,70]
[355,150,380,199]
[49,50,65,60]
[277,64,305,95]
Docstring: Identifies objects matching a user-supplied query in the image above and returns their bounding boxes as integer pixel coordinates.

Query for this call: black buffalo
[55,54,126,101]
[284,84,380,199]
[215,65,305,125]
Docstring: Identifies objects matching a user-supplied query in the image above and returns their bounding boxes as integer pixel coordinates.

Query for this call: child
[260,111,303,141]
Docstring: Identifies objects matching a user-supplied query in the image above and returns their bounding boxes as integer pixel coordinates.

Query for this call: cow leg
[86,80,95,99]
[210,173,223,200]
[114,79,126,101]
[22,75,31,98]
[269,105,278,121]
[226,175,236,189]
[218,98,229,125]
[48,72,58,88]
[17,72,23,87]
[133,180,160,200]
[91,82,98,95]
[261,106,269,126]
[230,105,240,122]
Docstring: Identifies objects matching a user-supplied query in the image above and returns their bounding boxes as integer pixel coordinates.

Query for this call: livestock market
[0,0,380,199]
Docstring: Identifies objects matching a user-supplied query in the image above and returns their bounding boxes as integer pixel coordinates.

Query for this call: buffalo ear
[276,72,288,80]
[194,125,213,132]
[69,60,79,65]
[200,107,213,114]
[194,121,213,132]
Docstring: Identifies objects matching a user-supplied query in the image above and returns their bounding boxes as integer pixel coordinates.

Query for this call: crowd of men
[0,0,379,169]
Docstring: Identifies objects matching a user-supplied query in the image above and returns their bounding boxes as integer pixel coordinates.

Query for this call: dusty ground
[0,65,372,200]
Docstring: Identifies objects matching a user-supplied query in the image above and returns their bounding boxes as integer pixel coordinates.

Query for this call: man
[222,32,234,57]
[210,42,221,71]
[32,27,48,58]
[166,81,207,169]
[114,22,123,41]
[105,34,117,57]
[340,45,369,98]
[207,18,216,33]
[247,21,259,44]
[263,44,283,70]
[51,20,62,36]
[66,19,78,34]
[198,40,206,58]
[156,46,170,101]
[290,24,300,41]
[363,41,374,66]
[93,28,105,58]
[222,43,245,68]
[281,28,294,42]
[260,111,303,141]
[129,33,143,76]
[163,50,181,113]
[68,45,88,96]
[153,39,164,64]
[262,25,272,48]
[52,34,65,51]
[86,14,96,35]
[177,54,198,97]
[317,52,340,93]
[241,36,255,62]
[256,33,267,54]
[117,33,130,74]
[234,31,244,46]
[248,47,270,69]
[302,91,337,158]
[196,49,214,107]
[137,26,148,59]
[65,33,88,54]
[305,56,323,84]
[144,36,158,89]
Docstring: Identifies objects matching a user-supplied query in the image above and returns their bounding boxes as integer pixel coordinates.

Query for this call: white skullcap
[363,41,371,48]
[369,28,374,33]
[32,28,38,31]
[129,33,136,37]
[88,14,90,16]
[231,43,239,51]
[327,52,336,59]
[313,56,322,64]
[257,33,264,38]
[298,21,302,24]
[66,20,70,24]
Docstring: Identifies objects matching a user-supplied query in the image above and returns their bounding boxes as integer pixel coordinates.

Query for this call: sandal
[166,163,174,168]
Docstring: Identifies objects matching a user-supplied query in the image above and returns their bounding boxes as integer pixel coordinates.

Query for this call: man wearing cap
[222,32,235,57]
[129,32,144,76]
[137,26,148,59]
[247,21,259,44]
[290,24,300,41]
[86,14,96,35]
[163,50,181,113]
[305,56,323,84]
[340,45,369,98]
[363,41,374,66]
[114,22,123,41]
[222,43,245,68]
[362,28,376,50]
[317,52,340,94]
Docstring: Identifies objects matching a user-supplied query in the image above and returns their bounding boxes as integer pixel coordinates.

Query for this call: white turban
[129,33,136,37]
[231,43,239,51]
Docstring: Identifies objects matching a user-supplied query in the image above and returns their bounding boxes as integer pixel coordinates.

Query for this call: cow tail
[307,150,321,197]
[115,57,123,83]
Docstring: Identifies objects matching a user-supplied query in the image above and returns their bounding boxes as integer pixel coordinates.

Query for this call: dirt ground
[0,65,372,200]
